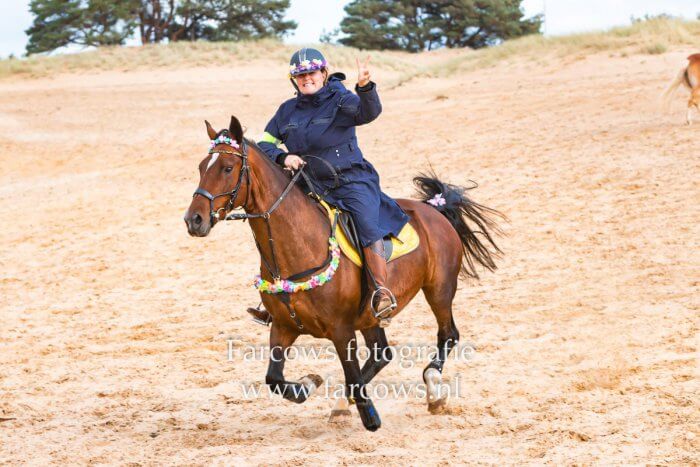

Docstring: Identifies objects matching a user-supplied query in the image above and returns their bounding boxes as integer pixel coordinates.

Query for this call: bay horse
[662,53,700,125]
[184,116,503,431]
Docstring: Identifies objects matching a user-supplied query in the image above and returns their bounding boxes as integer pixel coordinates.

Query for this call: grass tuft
[0,18,697,81]
[432,18,699,77]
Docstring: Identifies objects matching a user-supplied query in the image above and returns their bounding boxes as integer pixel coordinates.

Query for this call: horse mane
[211,125,297,187]
[243,137,292,180]
[242,136,325,209]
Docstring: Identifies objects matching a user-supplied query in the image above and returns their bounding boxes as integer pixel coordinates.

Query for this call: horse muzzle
[184,210,212,237]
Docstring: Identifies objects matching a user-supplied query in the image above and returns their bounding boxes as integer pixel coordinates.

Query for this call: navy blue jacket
[258,73,381,179]
[258,73,408,246]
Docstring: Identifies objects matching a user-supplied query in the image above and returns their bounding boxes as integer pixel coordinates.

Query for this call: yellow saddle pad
[319,200,419,267]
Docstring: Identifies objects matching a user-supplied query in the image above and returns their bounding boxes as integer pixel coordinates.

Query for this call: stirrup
[370,286,397,319]
[247,305,272,327]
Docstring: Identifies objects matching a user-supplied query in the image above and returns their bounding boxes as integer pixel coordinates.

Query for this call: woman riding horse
[251,47,409,324]
[184,48,503,431]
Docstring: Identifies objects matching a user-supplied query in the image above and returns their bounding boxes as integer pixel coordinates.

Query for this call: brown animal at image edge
[662,53,700,124]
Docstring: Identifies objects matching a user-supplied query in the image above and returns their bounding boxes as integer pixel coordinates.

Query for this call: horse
[184,116,503,431]
[662,53,700,125]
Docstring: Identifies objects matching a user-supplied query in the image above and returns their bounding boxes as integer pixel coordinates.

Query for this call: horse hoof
[329,397,352,423]
[428,397,448,414]
[424,367,448,413]
[328,409,352,423]
[300,374,324,396]
[299,375,323,402]
[356,400,381,431]
[423,368,442,399]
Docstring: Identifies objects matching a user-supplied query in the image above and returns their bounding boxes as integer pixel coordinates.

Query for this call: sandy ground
[0,49,698,465]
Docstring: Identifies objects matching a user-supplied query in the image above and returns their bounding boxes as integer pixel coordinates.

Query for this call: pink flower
[427,193,446,207]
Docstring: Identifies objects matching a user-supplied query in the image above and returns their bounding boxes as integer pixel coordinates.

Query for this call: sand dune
[0,44,698,464]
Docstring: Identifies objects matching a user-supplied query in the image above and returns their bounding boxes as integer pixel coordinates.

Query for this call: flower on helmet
[427,193,446,207]
[300,59,311,68]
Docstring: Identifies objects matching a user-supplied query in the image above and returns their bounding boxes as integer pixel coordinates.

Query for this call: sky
[1,0,698,58]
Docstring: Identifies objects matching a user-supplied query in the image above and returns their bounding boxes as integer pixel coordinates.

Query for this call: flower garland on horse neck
[254,237,341,294]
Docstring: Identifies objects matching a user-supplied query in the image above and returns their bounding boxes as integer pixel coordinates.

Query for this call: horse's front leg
[266,323,323,404]
[332,328,382,431]
[359,326,394,382]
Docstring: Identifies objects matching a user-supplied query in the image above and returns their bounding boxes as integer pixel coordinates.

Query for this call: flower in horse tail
[427,193,446,207]
[253,237,341,294]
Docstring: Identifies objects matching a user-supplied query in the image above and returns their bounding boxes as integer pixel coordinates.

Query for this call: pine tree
[26,0,139,55]
[167,0,296,42]
[26,0,297,54]
[339,0,542,52]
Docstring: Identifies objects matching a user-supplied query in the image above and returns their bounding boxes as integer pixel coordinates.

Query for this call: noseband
[192,140,250,225]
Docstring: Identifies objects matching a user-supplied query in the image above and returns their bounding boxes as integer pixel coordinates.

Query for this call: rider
[250,47,408,324]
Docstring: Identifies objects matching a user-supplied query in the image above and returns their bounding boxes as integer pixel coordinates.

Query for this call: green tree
[26,0,139,55]
[339,0,542,52]
[136,0,296,43]
[197,0,297,41]
[137,0,176,44]
[27,0,296,54]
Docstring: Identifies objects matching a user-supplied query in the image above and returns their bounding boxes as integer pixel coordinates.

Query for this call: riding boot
[247,305,272,326]
[362,240,397,319]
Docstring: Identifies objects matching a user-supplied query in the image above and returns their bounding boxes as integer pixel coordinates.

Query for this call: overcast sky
[1,0,698,58]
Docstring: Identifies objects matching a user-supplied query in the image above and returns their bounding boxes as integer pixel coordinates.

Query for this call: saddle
[318,199,419,267]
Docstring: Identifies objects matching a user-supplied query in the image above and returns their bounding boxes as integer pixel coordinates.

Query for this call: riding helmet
[289,47,327,77]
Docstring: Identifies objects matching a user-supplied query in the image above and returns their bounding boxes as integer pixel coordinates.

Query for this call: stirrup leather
[370,286,397,319]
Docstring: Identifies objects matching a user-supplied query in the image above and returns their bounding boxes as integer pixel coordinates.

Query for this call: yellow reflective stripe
[260,131,281,145]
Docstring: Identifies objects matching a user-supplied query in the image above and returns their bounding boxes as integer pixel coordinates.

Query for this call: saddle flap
[318,199,418,267]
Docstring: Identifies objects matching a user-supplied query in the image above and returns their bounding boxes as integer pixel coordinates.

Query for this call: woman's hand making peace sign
[357,56,372,88]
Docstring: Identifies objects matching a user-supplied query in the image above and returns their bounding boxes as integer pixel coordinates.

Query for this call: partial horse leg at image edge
[661,53,700,125]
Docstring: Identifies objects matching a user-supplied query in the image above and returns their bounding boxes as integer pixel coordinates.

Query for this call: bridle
[191,139,329,331]
[193,137,347,222]
[192,140,251,225]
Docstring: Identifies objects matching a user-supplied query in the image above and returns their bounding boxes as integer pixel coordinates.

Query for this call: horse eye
[224,166,233,173]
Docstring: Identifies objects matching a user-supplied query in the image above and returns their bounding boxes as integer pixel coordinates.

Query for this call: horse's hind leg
[265,323,323,403]
[422,278,460,413]
[329,326,393,422]
[331,328,382,431]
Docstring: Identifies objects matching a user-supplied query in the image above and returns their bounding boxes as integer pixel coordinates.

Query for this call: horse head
[184,116,248,237]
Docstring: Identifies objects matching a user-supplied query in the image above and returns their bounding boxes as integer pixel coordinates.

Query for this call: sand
[0,49,698,465]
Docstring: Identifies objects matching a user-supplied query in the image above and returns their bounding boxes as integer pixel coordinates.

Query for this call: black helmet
[289,47,327,77]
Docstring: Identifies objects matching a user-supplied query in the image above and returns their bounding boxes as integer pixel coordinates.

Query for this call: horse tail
[413,172,505,279]
[661,66,688,112]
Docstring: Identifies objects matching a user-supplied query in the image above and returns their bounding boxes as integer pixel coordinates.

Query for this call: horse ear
[205,120,217,140]
[229,116,243,145]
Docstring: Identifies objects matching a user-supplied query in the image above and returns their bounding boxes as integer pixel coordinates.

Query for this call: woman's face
[294,69,325,95]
